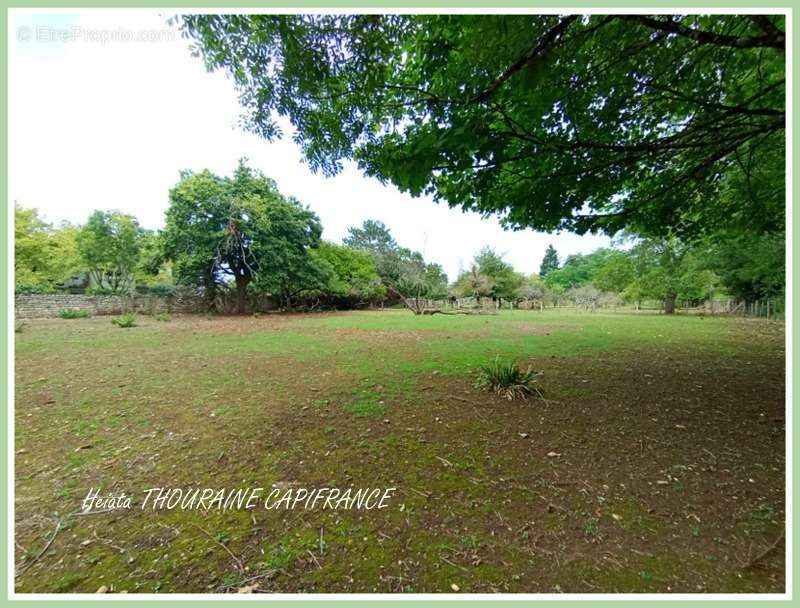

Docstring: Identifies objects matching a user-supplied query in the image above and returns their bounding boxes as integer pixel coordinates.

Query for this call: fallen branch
[742,530,784,569]
[16,517,62,577]
[187,522,244,572]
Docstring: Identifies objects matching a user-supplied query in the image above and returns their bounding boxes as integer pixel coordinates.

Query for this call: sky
[8,10,611,281]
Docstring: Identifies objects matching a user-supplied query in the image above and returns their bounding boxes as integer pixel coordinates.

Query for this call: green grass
[13,309,785,593]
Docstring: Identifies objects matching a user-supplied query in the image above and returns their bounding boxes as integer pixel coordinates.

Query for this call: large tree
[180,14,785,237]
[162,161,323,312]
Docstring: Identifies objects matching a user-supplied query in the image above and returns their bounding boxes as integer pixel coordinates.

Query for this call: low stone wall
[14,293,206,319]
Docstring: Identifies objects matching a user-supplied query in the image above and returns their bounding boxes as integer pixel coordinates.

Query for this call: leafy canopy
[180,14,785,237]
[162,160,324,310]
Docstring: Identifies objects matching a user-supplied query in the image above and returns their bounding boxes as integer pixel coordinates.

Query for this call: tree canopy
[77,210,144,293]
[14,205,82,292]
[162,160,324,312]
[180,14,785,237]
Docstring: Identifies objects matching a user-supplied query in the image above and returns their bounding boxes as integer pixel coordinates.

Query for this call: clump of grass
[58,308,90,319]
[474,355,543,400]
[112,312,138,328]
[155,313,171,322]
[15,321,27,333]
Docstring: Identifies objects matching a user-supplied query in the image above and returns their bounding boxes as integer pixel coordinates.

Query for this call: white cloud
[9,10,611,281]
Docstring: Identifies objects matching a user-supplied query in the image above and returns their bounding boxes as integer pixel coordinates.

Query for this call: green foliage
[592,251,635,294]
[452,265,493,301]
[145,283,177,297]
[15,205,82,290]
[78,210,144,294]
[162,160,324,312]
[343,220,397,253]
[155,313,172,322]
[15,284,56,295]
[181,14,784,237]
[474,356,543,401]
[544,249,613,291]
[539,245,559,278]
[313,241,385,301]
[475,247,522,302]
[700,231,784,301]
[85,286,117,296]
[15,321,27,334]
[58,309,91,319]
[112,312,138,328]
[344,219,445,300]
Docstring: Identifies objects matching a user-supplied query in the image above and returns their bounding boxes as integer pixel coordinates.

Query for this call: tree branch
[471,15,579,104]
[622,15,784,50]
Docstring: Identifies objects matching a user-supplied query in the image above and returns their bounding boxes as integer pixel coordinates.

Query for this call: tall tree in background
[181,14,785,238]
[475,247,522,305]
[539,245,559,278]
[77,210,144,293]
[343,220,397,253]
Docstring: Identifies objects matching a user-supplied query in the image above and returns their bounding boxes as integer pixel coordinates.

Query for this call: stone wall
[14,293,206,319]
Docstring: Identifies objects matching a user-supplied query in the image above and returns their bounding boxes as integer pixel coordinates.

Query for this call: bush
[58,309,91,319]
[474,356,543,401]
[86,286,119,296]
[15,321,26,333]
[147,284,177,297]
[15,284,56,295]
[112,312,138,328]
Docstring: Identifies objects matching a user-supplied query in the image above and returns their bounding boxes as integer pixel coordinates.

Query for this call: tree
[343,219,409,298]
[181,14,785,238]
[77,210,144,293]
[312,242,385,303]
[474,247,522,305]
[543,249,612,291]
[162,160,323,312]
[395,250,449,314]
[452,265,493,304]
[626,238,687,313]
[15,205,81,291]
[539,245,559,278]
[343,220,445,303]
[593,250,635,293]
[517,274,548,307]
[343,220,397,253]
[700,230,784,302]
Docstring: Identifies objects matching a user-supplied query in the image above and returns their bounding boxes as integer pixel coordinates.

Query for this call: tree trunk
[234,275,250,314]
[663,290,677,315]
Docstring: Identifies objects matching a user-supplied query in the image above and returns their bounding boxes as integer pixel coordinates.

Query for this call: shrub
[58,309,91,319]
[474,356,543,400]
[15,284,56,295]
[15,321,26,333]
[86,286,119,296]
[112,312,137,328]
[147,284,177,297]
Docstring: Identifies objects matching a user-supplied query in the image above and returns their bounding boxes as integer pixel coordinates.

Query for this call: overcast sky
[9,10,611,280]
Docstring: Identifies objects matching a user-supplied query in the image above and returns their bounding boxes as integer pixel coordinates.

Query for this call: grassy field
[14,309,785,593]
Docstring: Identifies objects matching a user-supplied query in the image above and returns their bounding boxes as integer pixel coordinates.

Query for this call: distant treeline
[15,162,784,314]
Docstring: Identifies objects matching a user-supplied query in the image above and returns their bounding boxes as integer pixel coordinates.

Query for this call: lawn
[14,309,785,593]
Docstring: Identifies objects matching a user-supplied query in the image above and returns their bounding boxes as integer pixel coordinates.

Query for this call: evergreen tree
[539,245,559,278]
